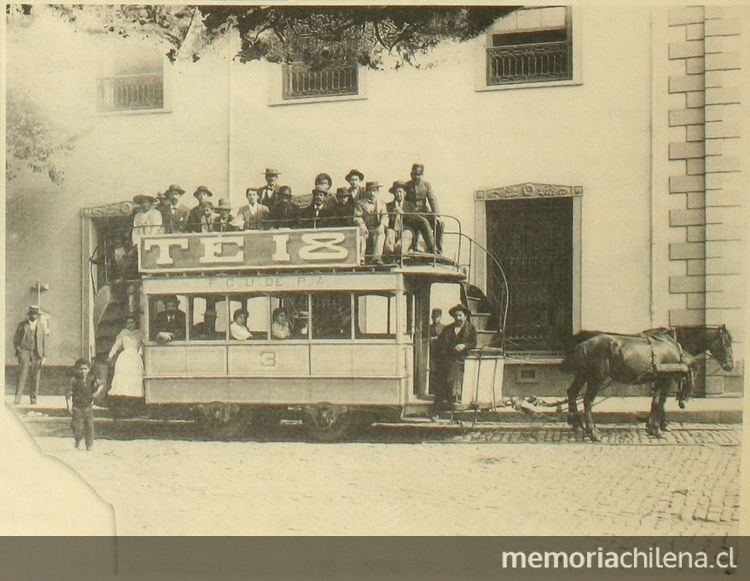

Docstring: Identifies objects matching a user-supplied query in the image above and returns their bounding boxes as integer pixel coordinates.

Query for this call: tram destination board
[138,227,360,273]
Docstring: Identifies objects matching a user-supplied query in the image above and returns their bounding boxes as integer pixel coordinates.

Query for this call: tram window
[311,293,352,340]
[354,293,396,339]
[149,294,188,342]
[229,295,270,339]
[188,296,228,341]
[270,294,309,340]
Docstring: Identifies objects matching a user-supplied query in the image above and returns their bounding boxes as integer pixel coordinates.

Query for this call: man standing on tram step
[13,305,47,405]
[354,181,388,265]
[187,186,214,232]
[257,168,281,207]
[66,358,104,451]
[345,169,366,201]
[236,188,270,230]
[159,184,189,233]
[131,194,163,247]
[300,189,333,229]
[432,304,477,413]
[152,296,186,341]
[405,163,443,254]
[268,185,300,228]
[211,199,238,232]
[329,187,357,228]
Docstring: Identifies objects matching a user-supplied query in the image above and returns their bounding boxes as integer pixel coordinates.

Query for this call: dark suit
[13,317,47,403]
[268,201,300,228]
[432,320,477,407]
[385,199,436,254]
[299,203,332,229]
[152,310,186,340]
[328,199,356,228]
[159,202,190,233]
[257,184,280,207]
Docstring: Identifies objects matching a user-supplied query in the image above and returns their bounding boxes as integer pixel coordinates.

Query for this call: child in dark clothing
[66,358,103,451]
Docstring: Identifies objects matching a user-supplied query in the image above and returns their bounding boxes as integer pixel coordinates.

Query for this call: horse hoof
[589,431,601,443]
[660,424,670,432]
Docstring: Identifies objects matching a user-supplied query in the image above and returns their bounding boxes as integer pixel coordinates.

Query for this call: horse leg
[583,381,602,442]
[566,372,586,432]
[646,383,659,436]
[657,377,672,433]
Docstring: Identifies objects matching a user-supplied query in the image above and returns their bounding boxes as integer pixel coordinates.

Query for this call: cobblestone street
[32,422,742,536]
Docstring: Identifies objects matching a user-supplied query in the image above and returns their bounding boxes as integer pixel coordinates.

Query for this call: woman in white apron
[107,315,144,400]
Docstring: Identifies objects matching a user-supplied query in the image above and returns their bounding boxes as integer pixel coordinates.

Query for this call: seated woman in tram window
[271,307,293,340]
[229,309,253,340]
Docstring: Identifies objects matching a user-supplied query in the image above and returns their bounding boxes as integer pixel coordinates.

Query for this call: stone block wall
[667,6,745,395]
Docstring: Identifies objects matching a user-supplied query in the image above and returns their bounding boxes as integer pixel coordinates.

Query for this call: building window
[282,63,359,100]
[486,6,572,86]
[97,52,165,112]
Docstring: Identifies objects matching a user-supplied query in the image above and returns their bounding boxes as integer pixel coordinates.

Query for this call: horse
[561,325,734,442]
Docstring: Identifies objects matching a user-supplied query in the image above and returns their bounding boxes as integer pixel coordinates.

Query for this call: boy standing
[66,359,103,451]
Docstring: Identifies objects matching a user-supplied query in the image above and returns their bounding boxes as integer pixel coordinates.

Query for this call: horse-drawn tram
[95,225,506,440]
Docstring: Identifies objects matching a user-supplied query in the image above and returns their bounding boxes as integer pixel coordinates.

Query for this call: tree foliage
[37,4,518,67]
[6,87,77,185]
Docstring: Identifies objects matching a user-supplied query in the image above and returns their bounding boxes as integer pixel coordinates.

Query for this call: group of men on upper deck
[129,164,443,265]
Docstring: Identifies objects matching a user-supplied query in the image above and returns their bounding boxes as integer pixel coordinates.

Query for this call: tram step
[471,312,492,331]
[477,330,499,348]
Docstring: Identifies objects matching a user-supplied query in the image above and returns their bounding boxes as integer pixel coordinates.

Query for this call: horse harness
[643,332,694,406]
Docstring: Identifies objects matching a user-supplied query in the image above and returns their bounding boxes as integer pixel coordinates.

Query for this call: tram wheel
[302,405,356,442]
[194,403,249,440]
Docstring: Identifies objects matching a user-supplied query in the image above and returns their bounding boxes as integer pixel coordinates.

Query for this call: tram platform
[5,395,743,424]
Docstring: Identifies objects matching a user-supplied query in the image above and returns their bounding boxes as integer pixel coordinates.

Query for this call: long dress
[108,329,144,398]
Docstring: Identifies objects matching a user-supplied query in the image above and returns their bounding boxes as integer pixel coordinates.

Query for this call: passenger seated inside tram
[152,296,186,342]
[192,308,218,340]
[230,309,253,340]
[271,308,293,339]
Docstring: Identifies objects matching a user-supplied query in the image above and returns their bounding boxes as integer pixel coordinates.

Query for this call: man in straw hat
[13,305,48,404]
[431,304,477,413]
[188,186,214,231]
[159,184,189,233]
[353,181,388,265]
[257,168,281,207]
[131,194,163,247]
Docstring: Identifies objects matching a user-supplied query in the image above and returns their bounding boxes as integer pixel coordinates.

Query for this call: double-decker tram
[93,222,506,440]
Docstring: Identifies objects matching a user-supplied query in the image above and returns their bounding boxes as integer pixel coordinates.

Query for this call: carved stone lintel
[475,183,583,201]
[80,201,134,218]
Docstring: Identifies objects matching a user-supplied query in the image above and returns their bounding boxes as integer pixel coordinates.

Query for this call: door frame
[473,183,583,344]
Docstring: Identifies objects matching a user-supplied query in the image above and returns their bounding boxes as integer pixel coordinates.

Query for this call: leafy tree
[5,87,77,185]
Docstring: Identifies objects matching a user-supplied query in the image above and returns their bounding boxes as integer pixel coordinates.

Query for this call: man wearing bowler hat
[13,305,48,404]
[257,168,281,207]
[311,173,336,210]
[152,295,186,342]
[159,184,189,233]
[405,163,443,254]
[300,188,333,229]
[329,187,357,228]
[345,169,366,201]
[354,181,388,265]
[432,304,477,413]
[268,185,300,227]
[188,186,214,232]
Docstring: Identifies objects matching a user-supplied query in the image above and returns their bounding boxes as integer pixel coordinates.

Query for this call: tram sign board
[138,227,360,273]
